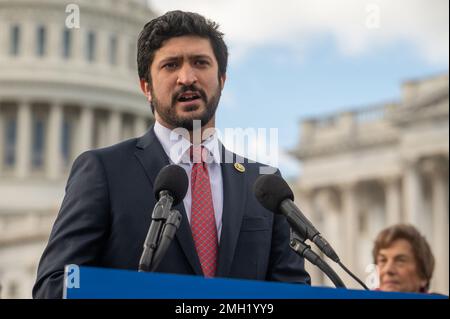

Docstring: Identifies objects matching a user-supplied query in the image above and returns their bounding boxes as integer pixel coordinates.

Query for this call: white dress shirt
[153,121,224,241]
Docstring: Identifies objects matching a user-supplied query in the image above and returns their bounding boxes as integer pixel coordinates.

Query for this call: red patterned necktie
[190,146,218,277]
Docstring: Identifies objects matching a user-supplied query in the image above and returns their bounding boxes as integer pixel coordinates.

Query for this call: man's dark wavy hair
[137,10,228,84]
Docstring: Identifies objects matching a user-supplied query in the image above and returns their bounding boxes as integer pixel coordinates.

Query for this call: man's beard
[150,83,222,131]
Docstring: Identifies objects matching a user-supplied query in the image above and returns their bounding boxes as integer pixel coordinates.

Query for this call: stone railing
[296,102,400,158]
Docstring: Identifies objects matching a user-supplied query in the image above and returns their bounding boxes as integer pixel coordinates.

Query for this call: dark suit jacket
[33,126,310,298]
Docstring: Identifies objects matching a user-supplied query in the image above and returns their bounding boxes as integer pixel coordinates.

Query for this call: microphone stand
[150,209,182,271]
[281,200,369,290]
[289,229,346,289]
[138,191,173,272]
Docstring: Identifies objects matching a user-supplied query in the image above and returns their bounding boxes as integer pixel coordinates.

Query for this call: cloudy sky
[148,0,449,177]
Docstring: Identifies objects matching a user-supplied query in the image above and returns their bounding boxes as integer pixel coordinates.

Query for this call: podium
[63,265,445,299]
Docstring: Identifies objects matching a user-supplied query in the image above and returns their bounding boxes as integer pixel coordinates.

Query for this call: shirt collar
[153,120,221,165]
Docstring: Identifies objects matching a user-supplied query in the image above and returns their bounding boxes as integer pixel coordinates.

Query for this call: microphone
[153,164,189,207]
[289,230,346,288]
[150,209,182,271]
[139,164,188,272]
[253,174,339,263]
[254,174,369,290]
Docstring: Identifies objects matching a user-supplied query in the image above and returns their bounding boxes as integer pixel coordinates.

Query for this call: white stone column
[403,159,423,226]
[383,176,402,225]
[432,169,449,295]
[341,183,358,268]
[78,106,93,153]
[0,20,7,58]
[121,118,134,140]
[296,189,324,286]
[47,22,61,61]
[16,101,32,178]
[424,159,449,294]
[71,28,83,63]
[96,116,108,148]
[22,21,35,60]
[134,116,147,137]
[315,188,347,287]
[108,110,122,145]
[0,105,5,174]
[117,34,128,69]
[97,30,108,66]
[315,189,342,254]
[46,103,63,180]
[0,109,4,172]
[127,37,136,69]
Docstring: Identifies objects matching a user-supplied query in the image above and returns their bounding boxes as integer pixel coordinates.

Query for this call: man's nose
[177,65,197,86]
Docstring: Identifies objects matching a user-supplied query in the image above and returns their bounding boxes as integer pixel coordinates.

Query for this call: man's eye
[195,60,209,66]
[163,62,178,69]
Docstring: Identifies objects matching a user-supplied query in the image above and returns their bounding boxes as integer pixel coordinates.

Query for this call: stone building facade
[292,73,449,294]
[0,0,155,298]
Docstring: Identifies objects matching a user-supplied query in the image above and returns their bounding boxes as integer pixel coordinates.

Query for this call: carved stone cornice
[292,134,399,160]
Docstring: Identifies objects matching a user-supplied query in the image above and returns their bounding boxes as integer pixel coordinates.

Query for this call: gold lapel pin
[234,163,245,173]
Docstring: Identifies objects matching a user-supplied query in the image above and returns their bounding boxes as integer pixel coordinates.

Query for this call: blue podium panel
[64,265,446,299]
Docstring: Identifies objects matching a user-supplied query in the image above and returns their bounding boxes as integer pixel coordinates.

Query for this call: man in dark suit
[33,10,310,299]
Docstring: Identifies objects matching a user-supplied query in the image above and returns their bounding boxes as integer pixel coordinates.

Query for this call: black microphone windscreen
[253,174,294,213]
[154,164,189,206]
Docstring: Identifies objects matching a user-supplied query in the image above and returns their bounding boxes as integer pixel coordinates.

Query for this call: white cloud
[148,0,449,65]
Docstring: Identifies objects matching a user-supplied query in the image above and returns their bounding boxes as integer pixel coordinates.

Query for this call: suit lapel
[216,147,248,277]
[134,126,203,275]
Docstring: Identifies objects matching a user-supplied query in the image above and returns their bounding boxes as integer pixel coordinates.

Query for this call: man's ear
[140,80,152,102]
[220,74,226,90]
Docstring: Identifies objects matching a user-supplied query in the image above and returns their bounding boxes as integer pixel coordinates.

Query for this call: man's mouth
[177,91,202,103]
